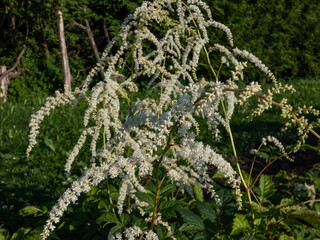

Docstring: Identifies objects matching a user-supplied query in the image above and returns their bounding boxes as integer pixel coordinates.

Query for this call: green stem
[248,143,264,187]
[150,120,180,230]
[220,100,253,209]
[304,199,320,204]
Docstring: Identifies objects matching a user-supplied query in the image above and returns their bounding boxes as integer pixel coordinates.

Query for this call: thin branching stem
[150,119,180,230]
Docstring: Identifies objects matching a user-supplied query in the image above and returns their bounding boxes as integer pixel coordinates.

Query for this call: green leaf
[44,138,56,152]
[11,228,32,240]
[160,184,177,195]
[159,200,182,211]
[231,214,250,236]
[120,213,130,226]
[155,225,168,240]
[291,208,320,229]
[0,229,10,240]
[97,212,120,226]
[240,237,257,240]
[179,209,205,230]
[135,192,154,208]
[196,202,217,223]
[108,225,124,237]
[192,183,204,202]
[178,223,201,232]
[110,192,119,201]
[98,199,110,210]
[259,175,276,202]
[279,233,295,240]
[212,171,225,179]
[216,188,232,206]
[175,231,188,240]
[23,229,42,240]
[18,206,42,217]
[194,232,206,240]
[256,151,270,161]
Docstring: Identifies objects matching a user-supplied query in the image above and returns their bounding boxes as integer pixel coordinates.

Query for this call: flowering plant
[26,0,320,239]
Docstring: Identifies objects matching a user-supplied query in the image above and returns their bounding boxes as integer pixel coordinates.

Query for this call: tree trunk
[0,66,8,102]
[57,8,72,92]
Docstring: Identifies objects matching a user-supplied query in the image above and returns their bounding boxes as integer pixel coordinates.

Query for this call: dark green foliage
[0,0,143,98]
[0,0,319,100]
[209,0,320,79]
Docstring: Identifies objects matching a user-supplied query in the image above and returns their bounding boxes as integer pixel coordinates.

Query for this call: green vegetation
[1,0,320,239]
[1,0,319,99]
[1,78,320,239]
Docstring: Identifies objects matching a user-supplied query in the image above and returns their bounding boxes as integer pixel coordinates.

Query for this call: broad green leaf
[155,225,168,240]
[110,192,119,201]
[178,223,202,232]
[291,208,320,229]
[21,229,42,240]
[231,214,250,236]
[108,225,124,237]
[160,184,177,195]
[18,206,42,217]
[212,171,225,179]
[11,228,32,240]
[279,233,294,240]
[0,229,10,240]
[259,175,276,202]
[159,200,182,211]
[98,199,110,210]
[196,202,217,223]
[217,188,232,206]
[44,138,56,152]
[253,218,262,226]
[256,151,270,161]
[120,213,130,226]
[179,209,205,230]
[194,232,206,240]
[240,237,257,240]
[279,198,295,208]
[192,183,204,202]
[175,232,188,240]
[135,192,154,208]
[97,212,120,226]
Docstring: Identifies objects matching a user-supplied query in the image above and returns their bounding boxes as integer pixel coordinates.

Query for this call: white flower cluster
[26,88,80,157]
[233,48,277,84]
[261,136,293,161]
[26,0,316,239]
[238,82,262,106]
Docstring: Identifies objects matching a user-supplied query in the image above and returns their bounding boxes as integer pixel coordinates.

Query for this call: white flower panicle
[26,0,315,239]
[261,136,293,161]
[26,88,80,157]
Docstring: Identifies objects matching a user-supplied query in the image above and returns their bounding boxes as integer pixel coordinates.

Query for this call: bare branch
[65,21,87,30]
[76,66,93,79]
[0,45,26,82]
[103,23,110,43]
[85,19,104,77]
[66,19,104,77]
